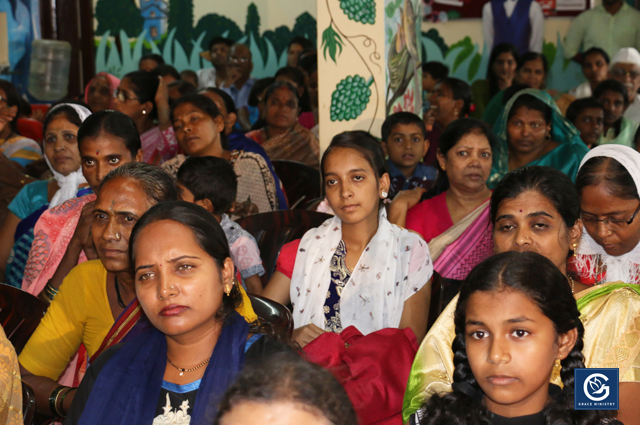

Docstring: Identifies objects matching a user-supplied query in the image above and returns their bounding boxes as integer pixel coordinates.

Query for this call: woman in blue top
[0,103,92,287]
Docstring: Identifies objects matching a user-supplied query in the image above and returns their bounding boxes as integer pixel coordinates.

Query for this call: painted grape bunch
[330,75,373,121]
[339,0,376,25]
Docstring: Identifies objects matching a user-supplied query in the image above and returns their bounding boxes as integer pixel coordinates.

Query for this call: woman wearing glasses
[571,144,640,285]
[113,70,178,165]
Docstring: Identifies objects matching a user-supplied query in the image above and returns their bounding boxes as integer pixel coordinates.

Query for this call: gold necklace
[167,357,210,376]
[567,276,575,294]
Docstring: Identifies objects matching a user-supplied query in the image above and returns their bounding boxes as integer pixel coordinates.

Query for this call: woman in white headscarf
[572,144,640,285]
[0,103,92,287]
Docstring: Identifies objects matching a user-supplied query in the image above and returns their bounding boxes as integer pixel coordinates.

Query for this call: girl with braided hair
[418,251,619,425]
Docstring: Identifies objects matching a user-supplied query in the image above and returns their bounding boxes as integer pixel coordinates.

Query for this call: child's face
[422,72,437,92]
[384,123,429,170]
[464,289,575,418]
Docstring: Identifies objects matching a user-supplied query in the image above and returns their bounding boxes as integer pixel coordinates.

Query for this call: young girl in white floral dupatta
[263,131,433,348]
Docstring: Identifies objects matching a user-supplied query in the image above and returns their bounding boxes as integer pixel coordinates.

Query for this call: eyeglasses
[228,58,249,66]
[611,68,640,80]
[114,88,139,103]
[581,202,640,231]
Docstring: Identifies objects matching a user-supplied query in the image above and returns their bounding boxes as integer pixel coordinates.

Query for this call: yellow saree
[402,281,640,423]
[0,326,23,424]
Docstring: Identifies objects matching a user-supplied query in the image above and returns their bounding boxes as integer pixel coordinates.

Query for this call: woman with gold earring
[487,88,589,188]
[404,165,640,425]
[64,201,290,425]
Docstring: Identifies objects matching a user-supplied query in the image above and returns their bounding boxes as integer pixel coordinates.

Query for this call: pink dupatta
[432,204,494,280]
[22,194,96,296]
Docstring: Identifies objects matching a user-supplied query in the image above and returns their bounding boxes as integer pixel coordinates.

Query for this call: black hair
[593,79,629,106]
[248,77,276,107]
[264,81,300,110]
[170,94,228,150]
[421,251,615,425]
[491,166,581,228]
[381,111,427,142]
[321,131,387,182]
[576,155,639,201]
[123,70,160,120]
[275,66,311,112]
[77,110,141,158]
[502,83,531,104]
[215,352,357,425]
[155,64,181,81]
[507,93,553,127]
[43,101,91,133]
[487,43,519,97]
[437,78,472,117]
[208,36,234,51]
[177,156,237,215]
[0,80,24,134]
[582,47,610,66]
[422,61,449,81]
[517,52,548,75]
[99,162,177,205]
[129,201,244,325]
[566,97,605,124]
[167,80,198,98]
[423,118,496,200]
[139,53,164,67]
[298,54,318,76]
[201,87,237,114]
[635,123,640,149]
[288,36,314,51]
[180,69,198,83]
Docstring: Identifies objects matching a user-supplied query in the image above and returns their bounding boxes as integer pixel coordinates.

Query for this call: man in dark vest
[482,0,544,56]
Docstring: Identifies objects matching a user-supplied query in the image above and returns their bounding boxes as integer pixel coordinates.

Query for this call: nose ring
[115,232,120,240]
[608,230,613,235]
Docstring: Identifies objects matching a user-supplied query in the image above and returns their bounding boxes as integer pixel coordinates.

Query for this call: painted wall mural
[93,0,317,79]
[386,0,422,115]
[419,27,584,92]
[317,0,421,147]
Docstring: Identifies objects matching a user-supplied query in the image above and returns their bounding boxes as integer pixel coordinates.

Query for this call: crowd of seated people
[1,20,640,425]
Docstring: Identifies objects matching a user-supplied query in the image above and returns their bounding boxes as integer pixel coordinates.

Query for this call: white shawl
[575,145,640,284]
[45,103,91,208]
[290,210,433,335]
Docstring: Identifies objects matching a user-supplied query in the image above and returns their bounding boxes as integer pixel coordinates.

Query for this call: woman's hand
[0,105,18,133]
[71,201,95,249]
[236,106,253,132]
[155,76,171,130]
[388,187,426,228]
[292,323,325,348]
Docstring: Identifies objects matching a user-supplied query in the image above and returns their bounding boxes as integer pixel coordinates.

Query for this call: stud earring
[142,110,146,115]
[381,191,388,199]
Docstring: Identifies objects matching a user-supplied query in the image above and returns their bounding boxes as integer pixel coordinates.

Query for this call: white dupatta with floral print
[290,210,433,335]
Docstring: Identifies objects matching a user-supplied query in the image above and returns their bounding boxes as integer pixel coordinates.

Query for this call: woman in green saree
[487,88,589,188]
[403,165,640,425]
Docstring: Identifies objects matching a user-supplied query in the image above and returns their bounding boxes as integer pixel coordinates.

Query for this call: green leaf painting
[468,53,481,81]
[321,25,344,64]
[449,37,474,74]
[330,75,373,121]
[385,0,403,18]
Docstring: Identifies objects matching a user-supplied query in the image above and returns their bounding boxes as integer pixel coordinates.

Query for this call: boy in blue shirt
[381,112,437,199]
